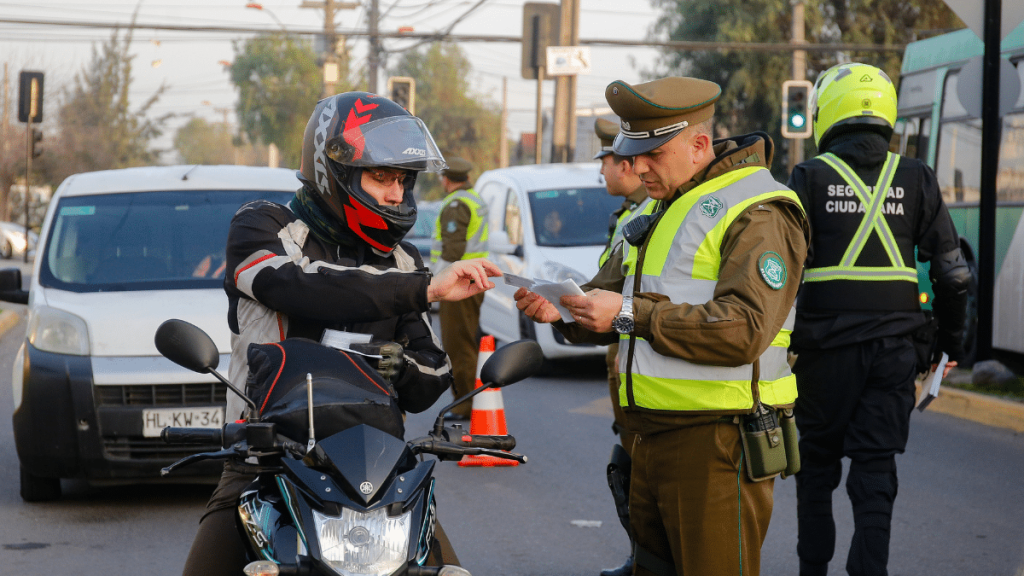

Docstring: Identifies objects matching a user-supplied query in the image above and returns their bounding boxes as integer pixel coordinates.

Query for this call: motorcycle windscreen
[245,338,405,442]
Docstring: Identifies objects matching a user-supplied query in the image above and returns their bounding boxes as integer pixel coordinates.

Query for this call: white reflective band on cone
[471,388,505,411]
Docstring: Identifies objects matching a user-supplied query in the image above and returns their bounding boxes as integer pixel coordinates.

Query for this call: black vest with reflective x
[798,151,921,313]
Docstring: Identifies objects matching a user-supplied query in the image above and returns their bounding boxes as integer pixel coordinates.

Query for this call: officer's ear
[690,131,712,160]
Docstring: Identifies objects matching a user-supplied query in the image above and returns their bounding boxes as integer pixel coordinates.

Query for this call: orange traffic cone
[459,335,518,467]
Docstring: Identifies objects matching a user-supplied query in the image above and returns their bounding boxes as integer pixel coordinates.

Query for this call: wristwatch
[612,296,635,335]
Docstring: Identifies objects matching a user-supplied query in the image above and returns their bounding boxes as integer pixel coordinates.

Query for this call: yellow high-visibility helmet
[811,62,898,149]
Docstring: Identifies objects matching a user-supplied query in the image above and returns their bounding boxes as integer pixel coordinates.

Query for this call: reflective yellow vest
[619,166,801,413]
[430,188,489,262]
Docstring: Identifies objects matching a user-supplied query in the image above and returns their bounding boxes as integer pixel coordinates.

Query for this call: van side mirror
[0,268,28,304]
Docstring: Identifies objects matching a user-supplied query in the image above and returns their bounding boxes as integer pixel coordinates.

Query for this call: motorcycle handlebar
[160,427,223,445]
[455,434,516,451]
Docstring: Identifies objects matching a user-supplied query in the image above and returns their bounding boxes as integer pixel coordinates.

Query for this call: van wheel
[20,466,61,502]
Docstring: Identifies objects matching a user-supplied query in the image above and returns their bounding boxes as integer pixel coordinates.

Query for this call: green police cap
[441,156,473,181]
[593,117,618,160]
[605,77,721,156]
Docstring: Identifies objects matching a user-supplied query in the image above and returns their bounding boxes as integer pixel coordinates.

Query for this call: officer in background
[516,77,809,576]
[593,116,647,576]
[431,157,489,420]
[787,63,969,576]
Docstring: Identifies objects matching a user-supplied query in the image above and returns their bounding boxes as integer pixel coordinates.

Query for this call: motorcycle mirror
[480,339,544,388]
[155,319,220,374]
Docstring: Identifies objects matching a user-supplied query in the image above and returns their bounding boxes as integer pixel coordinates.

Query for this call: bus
[895,25,1024,365]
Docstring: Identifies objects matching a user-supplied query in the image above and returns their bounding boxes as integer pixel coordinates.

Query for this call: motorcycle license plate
[142,407,224,437]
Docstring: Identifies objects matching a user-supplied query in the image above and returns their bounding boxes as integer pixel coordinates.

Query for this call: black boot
[600,554,634,576]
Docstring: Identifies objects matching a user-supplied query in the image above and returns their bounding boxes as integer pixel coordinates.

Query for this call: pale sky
[0,0,665,162]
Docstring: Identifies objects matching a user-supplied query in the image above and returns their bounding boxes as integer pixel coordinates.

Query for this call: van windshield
[528,187,624,247]
[39,190,294,292]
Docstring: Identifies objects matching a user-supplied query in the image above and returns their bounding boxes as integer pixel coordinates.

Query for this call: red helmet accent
[343,197,391,252]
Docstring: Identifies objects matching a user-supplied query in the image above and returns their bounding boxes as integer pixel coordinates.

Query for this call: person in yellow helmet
[788,62,970,576]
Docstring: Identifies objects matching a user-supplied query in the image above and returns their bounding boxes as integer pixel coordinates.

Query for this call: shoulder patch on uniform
[758,251,787,290]
[699,195,723,218]
[446,220,458,233]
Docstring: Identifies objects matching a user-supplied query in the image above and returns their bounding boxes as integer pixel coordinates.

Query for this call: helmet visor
[326,116,447,173]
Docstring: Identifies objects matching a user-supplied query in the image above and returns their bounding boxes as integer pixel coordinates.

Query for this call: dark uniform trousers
[628,415,774,576]
[792,336,918,576]
[439,291,485,418]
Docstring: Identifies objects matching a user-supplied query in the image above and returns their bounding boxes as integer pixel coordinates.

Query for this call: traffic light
[18,70,45,124]
[387,76,416,115]
[31,128,43,159]
[781,80,813,139]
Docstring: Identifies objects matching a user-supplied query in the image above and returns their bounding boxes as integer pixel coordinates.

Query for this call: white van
[475,163,623,359]
[0,165,297,501]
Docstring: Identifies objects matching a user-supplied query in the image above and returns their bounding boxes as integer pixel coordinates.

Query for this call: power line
[0,16,907,53]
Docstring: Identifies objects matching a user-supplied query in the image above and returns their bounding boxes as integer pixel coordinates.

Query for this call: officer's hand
[561,289,621,333]
[428,259,502,303]
[514,287,561,324]
[934,359,958,379]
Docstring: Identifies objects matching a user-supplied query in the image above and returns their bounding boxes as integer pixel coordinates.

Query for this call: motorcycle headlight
[313,507,412,576]
[539,260,588,286]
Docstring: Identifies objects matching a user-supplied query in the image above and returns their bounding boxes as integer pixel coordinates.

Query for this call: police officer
[788,63,969,576]
[431,157,489,420]
[516,77,809,576]
[594,116,647,576]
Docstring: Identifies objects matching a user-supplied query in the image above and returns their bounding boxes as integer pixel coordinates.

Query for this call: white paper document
[917,351,948,412]
[504,274,586,323]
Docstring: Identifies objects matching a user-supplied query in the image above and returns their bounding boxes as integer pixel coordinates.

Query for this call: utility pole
[368,0,381,93]
[301,0,358,97]
[788,0,807,174]
[550,0,580,163]
[500,77,509,168]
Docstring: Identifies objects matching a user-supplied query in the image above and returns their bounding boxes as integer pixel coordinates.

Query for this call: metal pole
[24,118,31,264]
[788,0,806,174]
[977,0,1002,360]
[324,0,336,97]
[535,66,545,165]
[368,0,380,93]
[500,76,509,168]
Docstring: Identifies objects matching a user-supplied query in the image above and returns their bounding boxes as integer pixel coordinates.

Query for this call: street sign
[521,2,560,80]
[944,0,1024,41]
[957,56,1021,118]
[545,46,591,76]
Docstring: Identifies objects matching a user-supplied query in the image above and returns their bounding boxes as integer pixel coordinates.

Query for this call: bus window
[896,116,931,162]
[936,71,982,204]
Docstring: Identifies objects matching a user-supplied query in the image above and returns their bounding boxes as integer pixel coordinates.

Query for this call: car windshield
[40,190,294,292]
[528,187,624,247]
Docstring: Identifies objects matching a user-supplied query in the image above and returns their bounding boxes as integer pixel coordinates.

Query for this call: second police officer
[593,116,648,576]
[787,63,969,576]
[431,157,489,420]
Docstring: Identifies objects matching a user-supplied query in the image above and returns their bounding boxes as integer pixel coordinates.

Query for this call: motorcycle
[153,319,543,576]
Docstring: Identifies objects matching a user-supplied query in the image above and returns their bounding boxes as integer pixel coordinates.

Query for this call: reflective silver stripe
[804,266,917,281]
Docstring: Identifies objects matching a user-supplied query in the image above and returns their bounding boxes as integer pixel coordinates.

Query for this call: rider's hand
[427,259,502,303]
[514,287,562,324]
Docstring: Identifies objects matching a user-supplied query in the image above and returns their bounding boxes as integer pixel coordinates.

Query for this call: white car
[0,165,297,501]
[0,221,38,259]
[476,163,623,359]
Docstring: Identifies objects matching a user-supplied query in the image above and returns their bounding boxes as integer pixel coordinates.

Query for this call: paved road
[0,293,1021,575]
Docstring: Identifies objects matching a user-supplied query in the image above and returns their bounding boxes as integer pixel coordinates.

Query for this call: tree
[389,43,502,200]
[647,0,962,179]
[230,33,324,169]
[52,24,169,184]
[174,118,236,165]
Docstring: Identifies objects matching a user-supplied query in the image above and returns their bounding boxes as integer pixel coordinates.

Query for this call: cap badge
[622,121,631,130]
[758,251,787,290]
[612,87,619,95]
[699,196,723,218]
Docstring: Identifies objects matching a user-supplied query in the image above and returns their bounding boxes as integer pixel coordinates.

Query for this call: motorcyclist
[181,91,501,576]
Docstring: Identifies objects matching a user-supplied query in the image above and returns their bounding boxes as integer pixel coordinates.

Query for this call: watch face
[613,315,634,334]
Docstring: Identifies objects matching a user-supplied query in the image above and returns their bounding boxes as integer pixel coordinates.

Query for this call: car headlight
[313,506,412,576]
[27,305,90,356]
[539,261,589,286]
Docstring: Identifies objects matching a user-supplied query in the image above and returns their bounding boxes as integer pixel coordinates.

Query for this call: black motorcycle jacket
[223,195,452,418]
[788,132,968,361]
